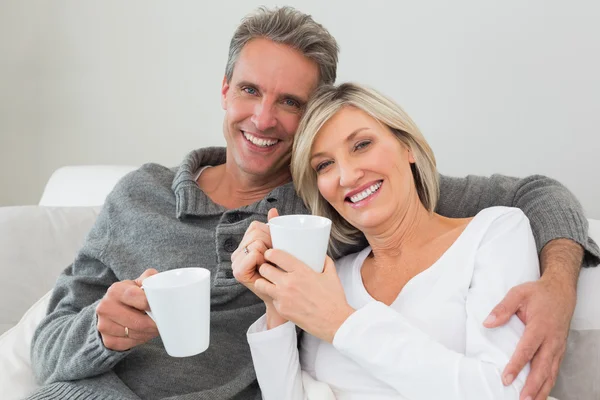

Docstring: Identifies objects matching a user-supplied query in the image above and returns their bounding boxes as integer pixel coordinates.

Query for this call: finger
[246,236,270,254]
[321,256,336,275]
[100,333,145,352]
[267,208,279,221]
[232,250,264,282]
[503,327,544,385]
[517,343,552,398]
[232,231,272,261]
[121,284,151,311]
[108,306,158,333]
[264,249,308,273]
[134,268,159,286]
[259,263,286,284]
[484,286,526,328]
[97,317,158,340]
[247,220,271,235]
[254,277,277,299]
[533,378,554,400]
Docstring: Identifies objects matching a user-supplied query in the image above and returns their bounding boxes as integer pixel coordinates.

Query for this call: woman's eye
[355,140,371,150]
[242,87,258,95]
[315,160,333,172]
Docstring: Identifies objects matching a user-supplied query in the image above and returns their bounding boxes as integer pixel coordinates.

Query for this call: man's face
[221,38,320,182]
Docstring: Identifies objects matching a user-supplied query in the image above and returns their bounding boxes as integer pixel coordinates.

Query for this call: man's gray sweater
[28,147,599,400]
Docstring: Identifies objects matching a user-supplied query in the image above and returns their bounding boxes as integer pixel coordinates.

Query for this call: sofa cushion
[0,206,100,335]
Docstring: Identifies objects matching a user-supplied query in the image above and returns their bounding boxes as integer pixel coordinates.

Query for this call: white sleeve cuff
[333,301,396,351]
[247,314,297,344]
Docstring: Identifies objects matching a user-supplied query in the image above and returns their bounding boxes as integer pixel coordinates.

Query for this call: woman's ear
[407,148,416,164]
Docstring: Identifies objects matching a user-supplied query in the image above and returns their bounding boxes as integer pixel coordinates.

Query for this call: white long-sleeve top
[247,207,541,400]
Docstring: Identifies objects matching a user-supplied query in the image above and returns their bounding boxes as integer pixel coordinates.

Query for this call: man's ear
[221,75,230,110]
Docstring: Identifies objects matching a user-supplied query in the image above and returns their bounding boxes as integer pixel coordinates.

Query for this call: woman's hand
[254,249,355,343]
[232,208,288,328]
[231,208,279,299]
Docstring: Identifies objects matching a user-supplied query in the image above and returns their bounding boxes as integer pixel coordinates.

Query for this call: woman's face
[310,106,418,233]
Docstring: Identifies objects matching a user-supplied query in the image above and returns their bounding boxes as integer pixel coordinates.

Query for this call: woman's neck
[364,198,442,267]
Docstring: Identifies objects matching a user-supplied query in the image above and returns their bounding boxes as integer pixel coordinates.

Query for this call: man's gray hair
[225,6,339,86]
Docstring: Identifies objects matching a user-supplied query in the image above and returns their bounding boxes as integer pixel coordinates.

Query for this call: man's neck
[197,164,291,209]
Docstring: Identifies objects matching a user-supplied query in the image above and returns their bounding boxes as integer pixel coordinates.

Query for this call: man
[30,6,599,400]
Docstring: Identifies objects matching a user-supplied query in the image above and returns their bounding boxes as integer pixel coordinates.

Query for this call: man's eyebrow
[236,80,262,91]
[310,127,370,160]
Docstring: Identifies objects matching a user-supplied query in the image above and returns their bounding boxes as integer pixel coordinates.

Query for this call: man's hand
[484,239,582,400]
[96,269,160,351]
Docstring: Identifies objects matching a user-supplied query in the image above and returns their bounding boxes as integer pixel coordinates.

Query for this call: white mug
[269,215,332,273]
[142,268,211,357]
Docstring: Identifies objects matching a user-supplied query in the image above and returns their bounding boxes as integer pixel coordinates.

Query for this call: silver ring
[243,246,250,255]
[124,326,129,338]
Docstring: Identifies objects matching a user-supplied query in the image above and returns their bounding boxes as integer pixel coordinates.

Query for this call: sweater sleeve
[247,315,305,400]
[332,209,540,400]
[30,198,130,384]
[437,173,599,268]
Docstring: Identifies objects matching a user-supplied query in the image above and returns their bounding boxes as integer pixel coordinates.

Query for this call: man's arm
[437,174,599,267]
[30,205,130,384]
[438,173,598,400]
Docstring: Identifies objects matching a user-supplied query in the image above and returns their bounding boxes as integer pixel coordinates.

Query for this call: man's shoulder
[107,162,176,207]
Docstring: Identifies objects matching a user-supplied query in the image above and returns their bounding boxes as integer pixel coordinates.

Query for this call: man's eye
[243,87,258,95]
[315,160,333,172]
[283,98,300,108]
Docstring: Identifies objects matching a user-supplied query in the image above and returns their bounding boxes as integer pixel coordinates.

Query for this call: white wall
[1,0,598,217]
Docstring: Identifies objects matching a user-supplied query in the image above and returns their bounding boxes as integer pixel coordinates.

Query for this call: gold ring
[124,326,129,338]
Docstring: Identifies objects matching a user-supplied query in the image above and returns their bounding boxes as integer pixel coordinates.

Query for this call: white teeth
[243,132,278,147]
[349,182,382,203]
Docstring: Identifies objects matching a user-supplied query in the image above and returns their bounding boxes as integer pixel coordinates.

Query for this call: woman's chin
[345,212,388,233]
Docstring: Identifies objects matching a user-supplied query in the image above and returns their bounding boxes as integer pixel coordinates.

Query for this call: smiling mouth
[346,181,383,204]
[242,131,279,148]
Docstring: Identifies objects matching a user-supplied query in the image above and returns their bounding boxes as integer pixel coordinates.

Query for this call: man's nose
[251,101,277,131]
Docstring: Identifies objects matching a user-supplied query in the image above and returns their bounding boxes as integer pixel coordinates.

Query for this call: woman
[231,83,540,399]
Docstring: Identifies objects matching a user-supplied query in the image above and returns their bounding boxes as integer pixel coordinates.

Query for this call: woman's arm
[331,209,539,399]
[246,315,305,400]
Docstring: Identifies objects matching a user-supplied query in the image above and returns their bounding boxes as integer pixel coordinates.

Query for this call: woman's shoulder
[471,207,530,234]
[470,207,534,251]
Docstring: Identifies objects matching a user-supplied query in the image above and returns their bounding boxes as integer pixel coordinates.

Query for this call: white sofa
[0,166,598,400]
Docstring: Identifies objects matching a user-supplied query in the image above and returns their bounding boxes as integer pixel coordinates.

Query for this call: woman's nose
[338,161,363,188]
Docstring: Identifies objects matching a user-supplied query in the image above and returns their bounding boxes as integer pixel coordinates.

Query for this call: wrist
[327,304,355,344]
[265,303,287,330]
[540,238,583,289]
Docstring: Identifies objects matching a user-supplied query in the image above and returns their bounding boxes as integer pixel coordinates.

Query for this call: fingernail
[503,373,514,385]
[524,397,532,400]
[483,314,496,325]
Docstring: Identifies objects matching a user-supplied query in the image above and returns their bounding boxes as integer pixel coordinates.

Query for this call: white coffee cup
[269,215,332,273]
[142,268,211,357]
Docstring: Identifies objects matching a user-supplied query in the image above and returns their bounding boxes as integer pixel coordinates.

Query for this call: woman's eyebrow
[310,127,369,160]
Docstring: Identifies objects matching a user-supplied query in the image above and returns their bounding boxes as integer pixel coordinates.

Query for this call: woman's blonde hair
[291,83,439,252]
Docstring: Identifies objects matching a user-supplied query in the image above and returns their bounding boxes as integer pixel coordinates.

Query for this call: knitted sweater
[29,147,599,400]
